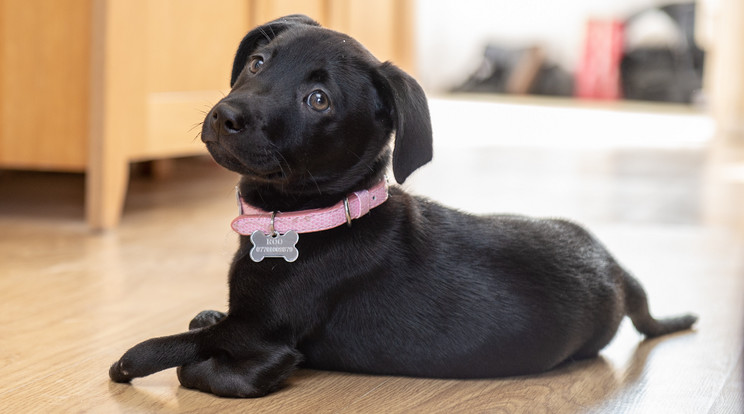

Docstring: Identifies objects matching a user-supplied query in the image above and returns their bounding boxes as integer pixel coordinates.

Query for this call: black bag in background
[621,2,704,103]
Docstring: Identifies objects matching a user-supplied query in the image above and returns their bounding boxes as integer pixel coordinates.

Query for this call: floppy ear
[375,62,433,184]
[230,14,320,87]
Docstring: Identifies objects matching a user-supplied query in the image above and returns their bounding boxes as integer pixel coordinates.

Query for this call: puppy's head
[202,15,432,197]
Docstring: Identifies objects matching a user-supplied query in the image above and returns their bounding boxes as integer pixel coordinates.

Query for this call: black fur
[109,15,697,398]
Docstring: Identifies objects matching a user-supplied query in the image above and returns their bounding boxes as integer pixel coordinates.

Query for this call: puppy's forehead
[263,27,378,72]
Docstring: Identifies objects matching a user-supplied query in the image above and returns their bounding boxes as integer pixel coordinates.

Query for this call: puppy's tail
[109,330,205,383]
[623,271,698,338]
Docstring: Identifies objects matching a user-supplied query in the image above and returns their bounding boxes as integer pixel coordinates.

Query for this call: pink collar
[232,179,389,235]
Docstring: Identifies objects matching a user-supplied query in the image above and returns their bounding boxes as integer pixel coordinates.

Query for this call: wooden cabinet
[0,0,92,171]
[697,0,744,138]
[0,0,415,229]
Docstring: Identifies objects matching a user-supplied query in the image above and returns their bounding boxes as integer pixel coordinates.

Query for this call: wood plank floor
[1,100,743,413]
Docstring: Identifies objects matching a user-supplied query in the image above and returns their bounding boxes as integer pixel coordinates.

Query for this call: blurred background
[0,0,742,231]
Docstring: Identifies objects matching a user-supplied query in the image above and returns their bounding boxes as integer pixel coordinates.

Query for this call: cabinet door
[0,0,92,171]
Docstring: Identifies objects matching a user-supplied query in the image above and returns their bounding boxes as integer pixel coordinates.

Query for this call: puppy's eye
[248,57,264,74]
[306,90,330,112]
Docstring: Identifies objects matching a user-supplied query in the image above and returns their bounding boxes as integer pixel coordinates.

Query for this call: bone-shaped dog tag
[249,230,299,262]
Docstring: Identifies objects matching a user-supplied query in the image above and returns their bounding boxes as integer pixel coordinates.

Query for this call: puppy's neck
[237,171,388,213]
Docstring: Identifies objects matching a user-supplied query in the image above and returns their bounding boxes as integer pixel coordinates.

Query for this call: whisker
[258,26,271,42]
[305,169,322,195]
[188,121,204,133]
[271,151,289,178]
[267,142,293,178]
[346,149,374,173]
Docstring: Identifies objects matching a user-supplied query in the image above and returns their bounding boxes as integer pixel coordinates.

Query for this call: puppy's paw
[188,310,227,330]
[109,358,133,383]
[177,360,269,398]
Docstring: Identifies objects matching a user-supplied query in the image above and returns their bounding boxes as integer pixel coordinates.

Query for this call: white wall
[414,0,685,92]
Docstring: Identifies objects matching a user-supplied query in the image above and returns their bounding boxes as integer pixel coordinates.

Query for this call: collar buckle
[343,197,352,227]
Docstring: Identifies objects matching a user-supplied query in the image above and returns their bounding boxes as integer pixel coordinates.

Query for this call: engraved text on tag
[249,230,299,262]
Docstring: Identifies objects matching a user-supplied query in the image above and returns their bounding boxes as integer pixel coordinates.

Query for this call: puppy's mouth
[245,169,286,183]
[205,141,289,183]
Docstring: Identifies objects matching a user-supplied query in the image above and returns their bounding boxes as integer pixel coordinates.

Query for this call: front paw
[109,358,133,383]
[188,310,227,330]
[177,359,271,398]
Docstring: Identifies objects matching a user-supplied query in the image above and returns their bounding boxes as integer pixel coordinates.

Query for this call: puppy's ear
[375,62,433,184]
[231,14,320,87]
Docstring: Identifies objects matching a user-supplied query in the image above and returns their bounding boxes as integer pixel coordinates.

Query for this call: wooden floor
[1,99,743,413]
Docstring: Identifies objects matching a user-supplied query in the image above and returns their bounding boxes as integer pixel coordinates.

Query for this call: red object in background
[575,19,625,100]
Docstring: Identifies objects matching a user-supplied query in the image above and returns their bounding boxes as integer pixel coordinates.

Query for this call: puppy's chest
[232,232,371,303]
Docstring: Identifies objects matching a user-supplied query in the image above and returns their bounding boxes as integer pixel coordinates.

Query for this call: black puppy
[110,15,697,398]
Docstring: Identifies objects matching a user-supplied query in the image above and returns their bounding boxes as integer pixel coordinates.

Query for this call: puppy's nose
[210,102,246,136]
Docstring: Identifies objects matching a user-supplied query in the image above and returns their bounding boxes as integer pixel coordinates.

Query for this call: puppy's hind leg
[623,270,698,338]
